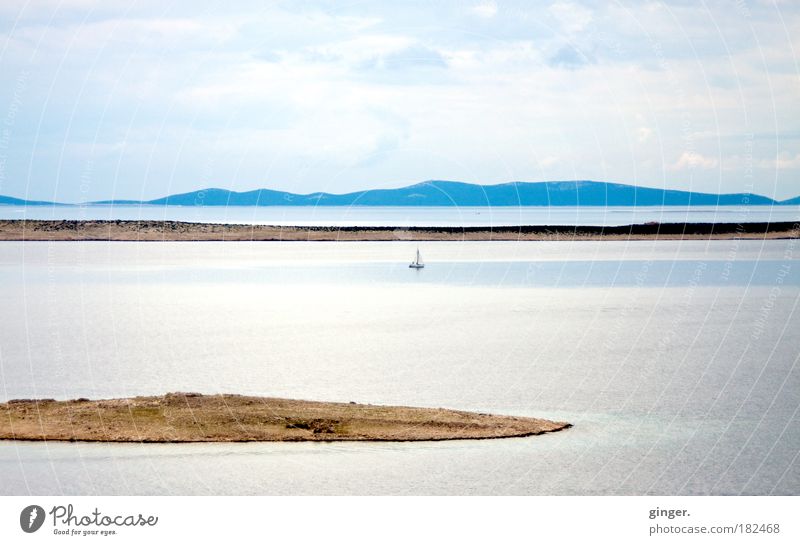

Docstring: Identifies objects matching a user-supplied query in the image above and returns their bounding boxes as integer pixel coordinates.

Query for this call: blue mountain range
[2,180,798,207]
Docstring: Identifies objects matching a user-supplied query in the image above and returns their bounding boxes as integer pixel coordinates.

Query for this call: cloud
[760,152,800,169]
[549,1,593,33]
[670,152,719,170]
[362,46,447,71]
[537,156,559,168]
[0,16,240,65]
[303,34,415,65]
[470,2,498,19]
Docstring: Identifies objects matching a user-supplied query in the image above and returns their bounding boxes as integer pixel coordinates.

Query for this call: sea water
[0,240,797,495]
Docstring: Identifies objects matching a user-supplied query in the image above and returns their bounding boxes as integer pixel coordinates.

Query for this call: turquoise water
[0,240,798,495]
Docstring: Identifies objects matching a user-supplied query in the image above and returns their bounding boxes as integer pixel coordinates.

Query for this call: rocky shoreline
[0,219,797,241]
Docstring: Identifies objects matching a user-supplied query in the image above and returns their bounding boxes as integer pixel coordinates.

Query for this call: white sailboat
[409,248,425,269]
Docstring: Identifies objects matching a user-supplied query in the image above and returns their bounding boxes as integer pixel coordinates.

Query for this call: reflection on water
[0,240,798,495]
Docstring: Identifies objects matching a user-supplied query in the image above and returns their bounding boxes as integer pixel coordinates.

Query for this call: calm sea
[2,204,800,226]
[0,240,798,495]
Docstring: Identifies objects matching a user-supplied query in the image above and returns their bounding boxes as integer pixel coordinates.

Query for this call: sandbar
[0,393,570,443]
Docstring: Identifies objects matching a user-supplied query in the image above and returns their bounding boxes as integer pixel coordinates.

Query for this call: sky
[0,0,798,202]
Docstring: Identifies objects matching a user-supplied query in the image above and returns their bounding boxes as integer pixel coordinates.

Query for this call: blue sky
[0,0,798,202]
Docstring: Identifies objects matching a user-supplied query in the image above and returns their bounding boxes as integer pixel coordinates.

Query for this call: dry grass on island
[0,393,570,443]
[0,219,797,241]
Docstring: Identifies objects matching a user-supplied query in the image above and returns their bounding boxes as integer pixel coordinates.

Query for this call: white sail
[409,248,425,268]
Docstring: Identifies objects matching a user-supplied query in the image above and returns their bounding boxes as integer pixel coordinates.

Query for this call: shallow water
[0,240,798,495]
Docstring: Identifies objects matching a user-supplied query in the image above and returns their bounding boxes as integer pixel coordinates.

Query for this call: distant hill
[781,195,800,205]
[116,180,787,207]
[1,180,798,207]
[0,195,64,206]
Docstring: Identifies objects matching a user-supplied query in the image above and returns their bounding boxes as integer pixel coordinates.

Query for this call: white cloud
[3,17,239,57]
[302,34,416,66]
[637,127,653,143]
[538,156,559,168]
[761,152,800,169]
[670,152,719,170]
[470,2,498,19]
[549,1,593,33]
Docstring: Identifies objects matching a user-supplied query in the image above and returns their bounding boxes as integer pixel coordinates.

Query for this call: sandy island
[0,219,797,241]
[0,393,570,443]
